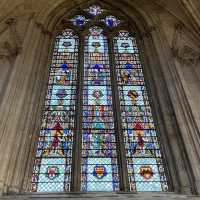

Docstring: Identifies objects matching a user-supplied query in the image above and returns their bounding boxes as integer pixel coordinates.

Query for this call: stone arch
[0,0,198,196]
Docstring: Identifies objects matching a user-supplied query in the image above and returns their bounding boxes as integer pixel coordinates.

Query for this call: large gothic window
[31,5,169,193]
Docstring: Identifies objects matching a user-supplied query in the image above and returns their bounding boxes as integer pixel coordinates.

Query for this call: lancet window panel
[113,31,168,192]
[31,30,79,192]
[81,27,120,192]
[30,4,169,193]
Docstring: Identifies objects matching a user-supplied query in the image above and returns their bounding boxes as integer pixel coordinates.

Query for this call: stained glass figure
[113,31,168,192]
[81,26,120,191]
[31,29,79,192]
[85,5,104,16]
[103,16,120,28]
[71,15,89,26]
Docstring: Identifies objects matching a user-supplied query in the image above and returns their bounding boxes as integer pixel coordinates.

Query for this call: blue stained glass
[93,64,103,71]
[114,30,168,192]
[60,63,69,71]
[71,15,89,26]
[31,5,169,193]
[125,63,133,69]
[31,29,79,192]
[103,16,120,28]
[81,27,120,192]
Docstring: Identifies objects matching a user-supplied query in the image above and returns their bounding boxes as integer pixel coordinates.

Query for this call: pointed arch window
[31,5,169,193]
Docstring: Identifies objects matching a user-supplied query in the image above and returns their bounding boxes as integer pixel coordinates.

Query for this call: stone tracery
[0,0,199,199]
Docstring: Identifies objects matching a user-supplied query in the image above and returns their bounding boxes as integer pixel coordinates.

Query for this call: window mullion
[107,34,130,192]
[71,34,85,192]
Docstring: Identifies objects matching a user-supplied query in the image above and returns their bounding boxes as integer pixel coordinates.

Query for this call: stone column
[0,17,52,195]
[181,0,200,32]
[149,25,200,194]
[173,51,200,194]
[0,18,21,107]
[137,28,191,194]
[0,57,12,105]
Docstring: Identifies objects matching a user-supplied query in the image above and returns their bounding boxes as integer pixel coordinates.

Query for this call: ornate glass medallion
[85,5,104,16]
[103,16,120,28]
[71,15,89,26]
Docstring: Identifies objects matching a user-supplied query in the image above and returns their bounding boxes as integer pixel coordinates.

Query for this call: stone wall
[0,193,200,200]
[0,0,199,199]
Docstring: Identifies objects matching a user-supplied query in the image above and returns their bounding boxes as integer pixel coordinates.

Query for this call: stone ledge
[0,192,199,200]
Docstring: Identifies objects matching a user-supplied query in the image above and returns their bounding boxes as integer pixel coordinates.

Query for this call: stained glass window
[31,29,79,192]
[85,5,104,16]
[102,16,120,28]
[81,27,120,191]
[113,31,168,192]
[71,15,89,26]
[31,5,169,193]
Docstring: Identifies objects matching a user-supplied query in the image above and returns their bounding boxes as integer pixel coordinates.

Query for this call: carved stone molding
[171,23,184,57]
[7,18,22,48]
[140,25,158,40]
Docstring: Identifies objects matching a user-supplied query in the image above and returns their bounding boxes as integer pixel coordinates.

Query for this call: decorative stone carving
[5,18,22,48]
[0,18,22,60]
[171,23,183,57]
[178,45,200,65]
[5,18,16,26]
[0,41,21,61]
[171,23,200,65]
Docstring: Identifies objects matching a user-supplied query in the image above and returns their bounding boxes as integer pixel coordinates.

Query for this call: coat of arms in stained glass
[113,31,168,192]
[31,29,78,192]
[81,26,120,192]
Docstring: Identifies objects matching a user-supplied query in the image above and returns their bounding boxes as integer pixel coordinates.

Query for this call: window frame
[30,7,171,193]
